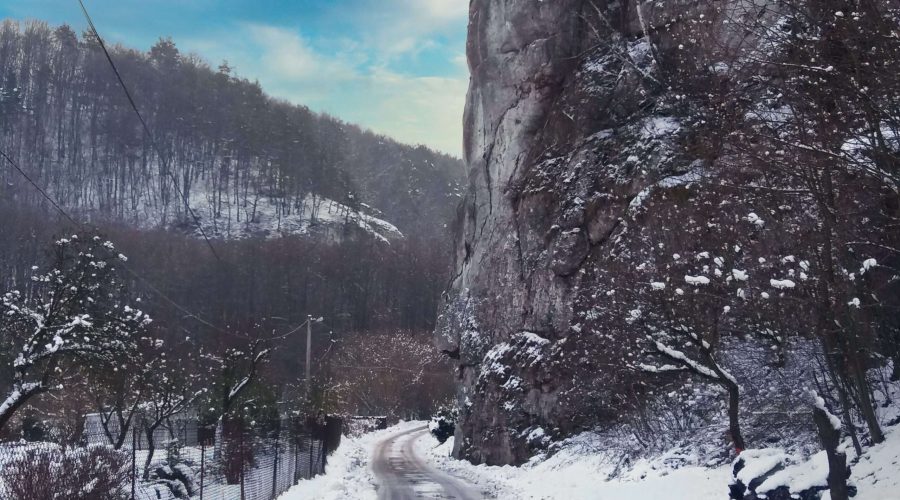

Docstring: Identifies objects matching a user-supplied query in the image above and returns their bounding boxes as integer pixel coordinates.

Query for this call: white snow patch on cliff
[685,275,710,286]
[770,279,796,289]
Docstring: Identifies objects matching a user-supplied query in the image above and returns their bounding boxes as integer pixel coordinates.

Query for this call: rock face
[436,0,720,465]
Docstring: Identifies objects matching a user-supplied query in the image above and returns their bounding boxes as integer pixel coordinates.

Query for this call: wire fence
[0,414,341,500]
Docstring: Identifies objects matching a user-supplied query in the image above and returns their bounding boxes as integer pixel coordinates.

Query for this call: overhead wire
[1,1,318,345]
[77,0,221,263]
[1,140,304,341]
[0,148,80,227]
[1,143,235,335]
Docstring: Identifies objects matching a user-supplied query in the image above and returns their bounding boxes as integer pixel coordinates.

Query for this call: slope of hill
[0,19,463,243]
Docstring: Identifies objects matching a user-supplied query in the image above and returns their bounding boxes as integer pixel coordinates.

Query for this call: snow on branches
[0,233,149,430]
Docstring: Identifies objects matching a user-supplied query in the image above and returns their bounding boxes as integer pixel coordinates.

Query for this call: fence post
[272,425,280,498]
[200,434,205,500]
[308,435,313,479]
[131,424,137,500]
[294,435,300,483]
[239,419,246,500]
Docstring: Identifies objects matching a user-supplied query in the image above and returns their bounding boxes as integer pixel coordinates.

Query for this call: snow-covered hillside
[89,185,404,243]
[175,189,404,243]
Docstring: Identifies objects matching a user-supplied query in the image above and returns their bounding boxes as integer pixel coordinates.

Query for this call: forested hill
[0,20,464,242]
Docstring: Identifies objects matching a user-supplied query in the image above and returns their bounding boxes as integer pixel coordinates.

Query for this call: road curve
[372,425,482,500]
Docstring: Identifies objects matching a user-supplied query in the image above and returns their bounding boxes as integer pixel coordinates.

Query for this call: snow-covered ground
[415,433,731,499]
[84,178,404,243]
[278,416,900,500]
[174,191,404,243]
[277,421,424,500]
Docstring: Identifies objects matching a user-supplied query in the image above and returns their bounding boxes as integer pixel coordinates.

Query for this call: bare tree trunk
[842,317,886,443]
[825,353,863,456]
[812,405,850,500]
[725,380,745,452]
[143,423,158,480]
[814,165,880,449]
[114,405,138,450]
[852,367,884,444]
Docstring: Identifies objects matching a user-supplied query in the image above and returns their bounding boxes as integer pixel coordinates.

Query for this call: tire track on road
[372,425,481,500]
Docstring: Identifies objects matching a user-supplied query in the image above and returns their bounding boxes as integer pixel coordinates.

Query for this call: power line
[77,0,221,263]
[0,149,296,342]
[1,2,301,347]
[0,148,80,227]
[117,265,232,336]
[0,147,233,337]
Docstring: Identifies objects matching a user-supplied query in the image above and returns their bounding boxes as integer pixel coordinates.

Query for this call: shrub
[429,405,458,444]
[0,444,129,500]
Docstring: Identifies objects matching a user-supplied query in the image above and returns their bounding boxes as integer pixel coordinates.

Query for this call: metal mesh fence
[0,415,338,500]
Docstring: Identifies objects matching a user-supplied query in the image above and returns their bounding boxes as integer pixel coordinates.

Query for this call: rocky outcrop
[436,0,725,465]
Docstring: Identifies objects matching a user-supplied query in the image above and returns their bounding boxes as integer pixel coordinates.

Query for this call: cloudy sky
[0,0,470,156]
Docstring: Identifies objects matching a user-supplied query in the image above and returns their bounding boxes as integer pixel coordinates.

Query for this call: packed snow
[277,421,425,500]
[275,399,900,500]
[732,269,749,281]
[770,278,796,289]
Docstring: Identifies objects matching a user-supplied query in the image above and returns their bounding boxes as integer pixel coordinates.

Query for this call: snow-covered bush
[429,405,458,444]
[0,234,150,432]
[0,444,129,500]
[150,462,197,499]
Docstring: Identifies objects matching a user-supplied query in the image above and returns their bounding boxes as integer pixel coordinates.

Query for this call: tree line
[0,213,454,459]
[0,19,463,242]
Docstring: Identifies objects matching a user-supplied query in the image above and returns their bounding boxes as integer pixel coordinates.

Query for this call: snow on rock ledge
[728,448,832,500]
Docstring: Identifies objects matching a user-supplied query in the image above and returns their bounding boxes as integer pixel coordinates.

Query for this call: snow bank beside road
[281,416,900,500]
[416,433,730,500]
[416,422,900,500]
[277,421,424,500]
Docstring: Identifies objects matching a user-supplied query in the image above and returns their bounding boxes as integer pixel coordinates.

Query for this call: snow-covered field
[278,417,900,500]
[174,191,404,243]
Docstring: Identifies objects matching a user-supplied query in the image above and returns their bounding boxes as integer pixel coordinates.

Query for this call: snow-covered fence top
[0,415,342,500]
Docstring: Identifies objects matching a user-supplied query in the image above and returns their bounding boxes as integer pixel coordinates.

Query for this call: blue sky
[0,0,469,156]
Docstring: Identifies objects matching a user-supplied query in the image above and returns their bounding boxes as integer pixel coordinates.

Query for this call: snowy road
[373,426,482,500]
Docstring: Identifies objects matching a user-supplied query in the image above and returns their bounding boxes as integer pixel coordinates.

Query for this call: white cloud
[181,22,468,156]
[355,68,467,155]
[452,52,468,71]
[354,0,469,59]
[245,24,357,82]
[398,0,469,31]
[419,0,469,20]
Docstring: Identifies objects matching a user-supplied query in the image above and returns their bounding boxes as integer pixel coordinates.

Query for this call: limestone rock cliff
[436,0,721,465]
